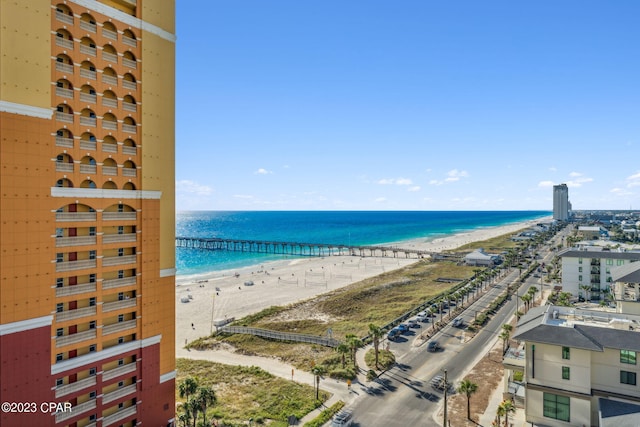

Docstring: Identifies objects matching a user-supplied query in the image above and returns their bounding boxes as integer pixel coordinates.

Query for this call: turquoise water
[176,211,550,276]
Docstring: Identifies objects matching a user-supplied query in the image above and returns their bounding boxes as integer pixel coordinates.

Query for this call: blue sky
[175,1,639,211]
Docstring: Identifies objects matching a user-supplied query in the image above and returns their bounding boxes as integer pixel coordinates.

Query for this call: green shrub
[303,401,345,427]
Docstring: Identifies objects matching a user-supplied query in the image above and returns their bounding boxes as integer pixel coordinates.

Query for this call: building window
[621,370,637,385]
[89,367,96,376]
[621,350,637,365]
[89,344,96,352]
[56,303,64,313]
[89,227,96,236]
[118,314,124,322]
[89,391,96,399]
[578,258,582,264]
[118,402,124,409]
[56,278,64,288]
[89,297,96,307]
[543,392,570,422]
[89,250,96,260]
[562,366,570,380]
[606,259,613,265]
[56,253,64,263]
[578,266,582,273]
[118,269,124,279]
[56,328,64,337]
[56,378,64,387]
[56,353,64,362]
[118,336,125,344]
[118,358,124,366]
[578,275,582,282]
[617,260,624,266]
[118,380,124,388]
[89,414,96,422]
[89,321,96,329]
[89,273,96,283]
[562,347,570,360]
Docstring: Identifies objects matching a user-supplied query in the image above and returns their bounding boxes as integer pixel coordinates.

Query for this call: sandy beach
[175,218,547,348]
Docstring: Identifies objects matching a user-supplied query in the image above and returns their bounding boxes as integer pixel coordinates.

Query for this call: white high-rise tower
[553,183,570,220]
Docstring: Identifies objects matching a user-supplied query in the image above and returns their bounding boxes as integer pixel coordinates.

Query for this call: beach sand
[175,218,546,348]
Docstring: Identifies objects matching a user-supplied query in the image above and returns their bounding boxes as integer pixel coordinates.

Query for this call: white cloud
[429,169,469,185]
[254,168,273,175]
[569,171,583,177]
[377,177,413,185]
[548,167,557,172]
[176,179,213,196]
[566,176,593,188]
[538,181,555,188]
[407,186,421,192]
[374,197,387,203]
[626,171,640,188]
[610,188,633,196]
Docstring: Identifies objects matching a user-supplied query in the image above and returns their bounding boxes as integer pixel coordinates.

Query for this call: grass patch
[176,358,327,426]
[303,401,345,427]
[364,348,396,371]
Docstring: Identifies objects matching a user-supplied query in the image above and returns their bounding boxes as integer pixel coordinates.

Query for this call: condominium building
[513,304,640,426]
[558,246,640,301]
[0,1,176,426]
[553,184,570,221]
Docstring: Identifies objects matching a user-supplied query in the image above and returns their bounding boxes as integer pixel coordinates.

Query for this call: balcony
[122,124,136,134]
[102,255,137,267]
[79,117,97,127]
[102,74,118,85]
[80,92,97,104]
[122,168,137,177]
[103,319,137,336]
[56,212,97,222]
[79,69,97,80]
[55,282,97,298]
[102,212,137,221]
[55,163,74,173]
[102,52,118,63]
[102,143,118,153]
[56,306,97,322]
[55,235,97,247]
[79,140,97,151]
[102,28,117,40]
[55,38,74,49]
[79,45,97,57]
[122,80,136,90]
[122,58,137,69]
[55,62,74,74]
[103,383,137,404]
[55,111,74,123]
[55,399,96,423]
[102,276,136,290]
[103,121,118,131]
[79,164,97,174]
[102,405,136,427]
[122,145,137,155]
[102,298,136,313]
[56,136,74,148]
[122,36,137,48]
[56,259,97,273]
[102,233,137,244]
[102,362,136,381]
[55,10,74,25]
[102,97,118,108]
[56,87,74,99]
[122,102,137,112]
[80,21,97,33]
[55,329,97,348]
[102,166,117,176]
[55,376,96,398]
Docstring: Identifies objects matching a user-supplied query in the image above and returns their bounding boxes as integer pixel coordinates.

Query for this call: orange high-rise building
[0,1,176,426]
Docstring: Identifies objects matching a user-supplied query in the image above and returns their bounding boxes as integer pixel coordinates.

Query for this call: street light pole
[443,368,448,427]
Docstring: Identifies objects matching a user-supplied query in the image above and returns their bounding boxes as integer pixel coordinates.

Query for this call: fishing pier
[175,237,432,259]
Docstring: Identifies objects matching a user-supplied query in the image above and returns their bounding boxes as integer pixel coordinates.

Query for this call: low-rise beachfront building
[611,262,640,315]
[558,246,640,301]
[463,248,501,266]
[578,226,608,240]
[513,304,640,426]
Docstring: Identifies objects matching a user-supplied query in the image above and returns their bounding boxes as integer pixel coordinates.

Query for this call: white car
[331,409,353,427]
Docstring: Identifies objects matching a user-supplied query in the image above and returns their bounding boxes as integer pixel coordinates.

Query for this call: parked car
[407,319,421,328]
[416,314,429,323]
[427,340,440,352]
[387,327,401,341]
[397,323,410,334]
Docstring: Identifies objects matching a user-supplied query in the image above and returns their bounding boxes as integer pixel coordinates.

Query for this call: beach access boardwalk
[175,236,437,259]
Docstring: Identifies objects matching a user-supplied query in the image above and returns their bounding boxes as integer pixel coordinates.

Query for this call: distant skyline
[175,1,639,211]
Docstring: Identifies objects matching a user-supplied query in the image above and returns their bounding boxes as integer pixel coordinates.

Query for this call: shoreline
[175,217,550,348]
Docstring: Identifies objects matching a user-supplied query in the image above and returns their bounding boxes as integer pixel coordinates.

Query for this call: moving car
[452,318,464,328]
[331,409,353,427]
[427,340,440,352]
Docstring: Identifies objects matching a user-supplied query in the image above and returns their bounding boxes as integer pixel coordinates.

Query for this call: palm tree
[368,324,384,369]
[457,379,478,420]
[520,293,532,312]
[495,400,505,426]
[501,324,513,354]
[579,284,591,302]
[345,334,362,367]
[499,400,516,426]
[335,342,350,369]
[194,386,216,427]
[311,365,326,400]
[178,376,199,406]
[528,286,538,305]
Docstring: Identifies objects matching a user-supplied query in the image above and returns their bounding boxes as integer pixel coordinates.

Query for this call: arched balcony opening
[79,13,97,33]
[79,37,97,57]
[56,129,74,148]
[102,44,118,64]
[122,29,137,47]
[79,132,97,151]
[79,108,97,127]
[122,51,137,69]
[102,112,118,131]
[55,29,74,50]
[56,153,74,173]
[55,104,74,124]
[55,53,73,74]
[102,21,117,40]
[122,160,137,177]
[102,181,118,189]
[123,182,136,191]
[122,117,136,134]
[102,158,117,176]
[122,95,137,113]
[122,73,137,90]
[56,178,74,188]
[102,135,118,153]
[79,156,97,175]
[122,138,136,155]
[55,203,96,223]
[102,89,118,108]
[102,66,117,86]
[55,78,74,99]
[79,60,97,80]
[79,84,96,104]
[80,180,96,189]
[55,4,74,25]
[104,203,136,220]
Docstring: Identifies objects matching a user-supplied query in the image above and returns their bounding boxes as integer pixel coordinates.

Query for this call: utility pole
[443,368,448,427]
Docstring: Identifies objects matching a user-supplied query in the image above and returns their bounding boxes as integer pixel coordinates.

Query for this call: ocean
[175,211,550,277]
